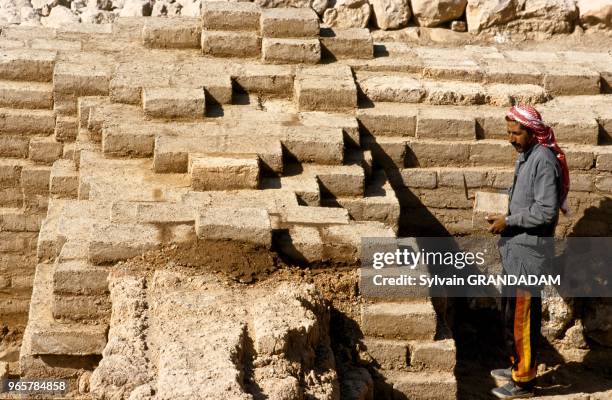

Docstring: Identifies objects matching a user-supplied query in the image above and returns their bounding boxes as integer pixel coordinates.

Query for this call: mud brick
[543,64,601,96]
[319,27,373,60]
[0,136,29,158]
[595,175,612,194]
[570,173,595,192]
[416,107,476,140]
[401,168,437,189]
[201,31,261,58]
[53,62,111,96]
[294,67,357,111]
[202,1,261,31]
[482,61,543,85]
[283,205,349,226]
[142,17,201,49]
[54,116,78,142]
[386,371,456,400]
[357,72,425,103]
[21,165,50,195]
[283,126,344,165]
[409,339,456,372]
[233,63,294,96]
[596,153,612,172]
[196,207,272,248]
[361,301,437,340]
[278,225,324,264]
[49,159,78,199]
[485,83,548,107]
[29,137,63,165]
[101,124,156,157]
[0,81,53,109]
[189,154,260,191]
[541,110,599,145]
[0,107,55,135]
[437,168,488,188]
[405,139,470,167]
[299,111,360,147]
[260,8,319,38]
[565,148,594,170]
[469,140,515,166]
[0,49,56,82]
[88,222,161,264]
[361,338,408,370]
[0,160,23,186]
[142,87,205,119]
[473,191,509,231]
[422,80,486,106]
[357,103,417,137]
[262,38,321,64]
[53,260,108,295]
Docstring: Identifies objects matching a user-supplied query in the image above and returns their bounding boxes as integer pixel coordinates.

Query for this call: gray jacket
[499,143,562,278]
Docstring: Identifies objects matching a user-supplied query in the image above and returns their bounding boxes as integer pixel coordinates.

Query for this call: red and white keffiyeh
[506,104,570,214]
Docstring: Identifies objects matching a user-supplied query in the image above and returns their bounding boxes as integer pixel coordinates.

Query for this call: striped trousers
[502,286,542,388]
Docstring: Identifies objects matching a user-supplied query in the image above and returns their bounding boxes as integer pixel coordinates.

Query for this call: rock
[542,296,573,340]
[466,0,520,33]
[80,7,116,23]
[20,6,41,25]
[412,0,467,27]
[451,19,467,31]
[180,0,201,17]
[323,0,371,29]
[312,0,329,15]
[583,299,612,347]
[562,320,589,350]
[577,0,612,29]
[119,0,152,17]
[78,371,92,394]
[370,0,411,30]
[255,0,311,7]
[515,0,578,35]
[0,361,8,380]
[0,0,21,24]
[41,5,80,27]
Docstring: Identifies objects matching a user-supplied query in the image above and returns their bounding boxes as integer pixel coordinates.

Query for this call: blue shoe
[491,382,534,399]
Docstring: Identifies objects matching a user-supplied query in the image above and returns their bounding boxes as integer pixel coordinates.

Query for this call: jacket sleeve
[506,159,560,228]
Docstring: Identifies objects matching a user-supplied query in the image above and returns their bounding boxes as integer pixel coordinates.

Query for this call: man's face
[507,121,534,153]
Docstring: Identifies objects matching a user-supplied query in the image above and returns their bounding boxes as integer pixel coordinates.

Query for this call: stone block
[362,337,408,370]
[485,83,549,107]
[49,159,78,199]
[52,294,111,321]
[53,62,111,96]
[595,175,612,194]
[473,191,509,231]
[386,371,457,400]
[357,103,417,137]
[196,207,272,248]
[142,87,205,119]
[570,173,595,192]
[201,31,261,58]
[319,27,373,60]
[422,80,486,106]
[565,149,594,170]
[54,116,78,143]
[299,111,360,147]
[283,126,344,165]
[482,61,543,85]
[469,141,515,166]
[142,17,201,49]
[260,8,319,38]
[110,72,171,105]
[596,153,612,172]
[321,221,395,263]
[101,123,155,157]
[416,107,476,140]
[361,301,437,340]
[29,137,63,165]
[189,154,260,191]
[0,81,53,109]
[542,111,599,145]
[262,38,321,64]
[363,136,407,168]
[311,164,365,197]
[438,168,488,188]
[0,49,56,82]
[202,1,261,31]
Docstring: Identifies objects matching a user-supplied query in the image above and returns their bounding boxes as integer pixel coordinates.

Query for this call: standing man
[487,105,570,399]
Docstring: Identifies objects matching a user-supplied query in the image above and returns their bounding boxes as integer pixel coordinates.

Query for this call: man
[486,105,570,399]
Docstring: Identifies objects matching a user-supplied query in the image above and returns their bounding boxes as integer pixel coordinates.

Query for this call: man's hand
[486,214,507,234]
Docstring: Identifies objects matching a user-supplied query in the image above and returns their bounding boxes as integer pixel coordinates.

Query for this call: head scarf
[506,104,570,214]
